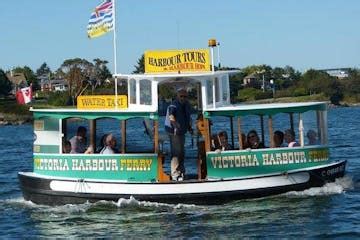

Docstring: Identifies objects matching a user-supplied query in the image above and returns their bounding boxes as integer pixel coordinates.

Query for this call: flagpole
[112,0,118,109]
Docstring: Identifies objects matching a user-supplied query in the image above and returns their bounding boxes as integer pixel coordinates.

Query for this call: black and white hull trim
[18,160,346,205]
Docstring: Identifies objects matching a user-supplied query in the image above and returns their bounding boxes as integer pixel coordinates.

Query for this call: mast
[112,0,118,108]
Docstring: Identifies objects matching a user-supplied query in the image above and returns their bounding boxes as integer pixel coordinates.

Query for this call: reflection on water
[0,176,354,238]
[1,107,360,237]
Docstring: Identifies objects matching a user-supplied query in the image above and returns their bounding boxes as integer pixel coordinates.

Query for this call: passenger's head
[77,126,87,138]
[211,134,220,150]
[247,130,260,148]
[307,130,317,144]
[273,130,284,147]
[100,134,108,147]
[105,134,117,149]
[176,88,188,104]
[218,131,228,146]
[284,129,295,143]
[63,140,71,153]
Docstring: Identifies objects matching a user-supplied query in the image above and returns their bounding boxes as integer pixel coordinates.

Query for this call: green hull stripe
[206,147,330,178]
[33,154,158,182]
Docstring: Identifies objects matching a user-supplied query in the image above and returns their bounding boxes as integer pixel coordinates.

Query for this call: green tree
[343,69,360,95]
[326,79,343,105]
[158,84,175,100]
[13,66,40,90]
[229,72,246,103]
[58,58,94,105]
[36,62,51,77]
[93,58,112,85]
[0,69,12,96]
[299,69,334,95]
[133,54,145,73]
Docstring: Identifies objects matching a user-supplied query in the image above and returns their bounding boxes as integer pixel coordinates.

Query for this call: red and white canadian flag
[16,84,32,104]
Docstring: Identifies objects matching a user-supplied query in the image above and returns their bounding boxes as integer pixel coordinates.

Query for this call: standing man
[165,89,193,181]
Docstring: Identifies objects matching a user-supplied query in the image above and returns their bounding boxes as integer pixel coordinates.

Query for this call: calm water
[0,107,359,238]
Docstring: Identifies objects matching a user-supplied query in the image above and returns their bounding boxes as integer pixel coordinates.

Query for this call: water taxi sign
[77,95,128,109]
[145,49,211,74]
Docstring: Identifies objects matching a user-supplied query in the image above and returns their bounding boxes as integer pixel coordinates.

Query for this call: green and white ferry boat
[18,48,346,205]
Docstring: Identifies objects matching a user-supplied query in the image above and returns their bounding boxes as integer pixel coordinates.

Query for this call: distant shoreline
[0,100,359,126]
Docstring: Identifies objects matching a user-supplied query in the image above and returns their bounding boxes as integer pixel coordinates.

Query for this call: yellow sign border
[145,49,211,74]
[77,95,128,110]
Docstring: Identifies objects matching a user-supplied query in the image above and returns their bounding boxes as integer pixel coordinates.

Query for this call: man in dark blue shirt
[165,89,193,181]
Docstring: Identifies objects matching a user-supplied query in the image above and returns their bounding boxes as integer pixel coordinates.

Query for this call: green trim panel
[34,145,60,154]
[34,118,59,131]
[206,146,329,178]
[204,103,326,118]
[33,154,158,182]
[34,111,159,121]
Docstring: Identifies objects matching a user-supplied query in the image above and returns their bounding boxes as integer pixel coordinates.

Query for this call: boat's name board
[34,158,153,172]
[209,149,328,169]
[144,49,211,73]
[77,95,128,110]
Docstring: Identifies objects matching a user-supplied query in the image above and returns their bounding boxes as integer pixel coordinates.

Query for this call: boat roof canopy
[203,102,327,118]
[114,70,240,83]
[31,108,158,120]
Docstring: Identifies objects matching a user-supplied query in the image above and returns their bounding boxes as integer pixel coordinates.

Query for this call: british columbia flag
[87,0,114,38]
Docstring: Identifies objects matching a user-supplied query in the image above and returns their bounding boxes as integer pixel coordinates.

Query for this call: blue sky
[1,0,359,74]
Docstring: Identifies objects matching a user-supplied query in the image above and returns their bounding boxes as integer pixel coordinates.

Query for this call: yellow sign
[145,49,211,74]
[77,95,128,109]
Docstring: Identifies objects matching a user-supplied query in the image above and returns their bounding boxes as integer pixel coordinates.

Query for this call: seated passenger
[100,134,117,154]
[96,134,108,153]
[247,130,264,149]
[217,131,233,151]
[62,140,71,153]
[307,129,319,145]
[273,130,285,147]
[211,134,220,151]
[284,129,300,147]
[69,126,87,153]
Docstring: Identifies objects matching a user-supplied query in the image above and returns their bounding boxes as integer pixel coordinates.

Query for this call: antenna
[176,20,180,48]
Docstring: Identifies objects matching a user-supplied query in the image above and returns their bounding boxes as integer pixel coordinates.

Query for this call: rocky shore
[0,113,32,126]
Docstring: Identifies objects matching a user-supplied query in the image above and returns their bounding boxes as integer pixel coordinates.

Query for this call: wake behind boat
[18,48,346,205]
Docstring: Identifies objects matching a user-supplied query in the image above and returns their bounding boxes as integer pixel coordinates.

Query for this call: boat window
[301,111,318,146]
[207,116,235,151]
[125,118,156,153]
[271,113,299,147]
[63,118,91,154]
[207,109,328,151]
[222,75,228,102]
[129,79,136,104]
[139,79,152,105]
[62,117,159,154]
[317,110,328,145]
[206,79,213,105]
[95,118,123,153]
[215,77,220,103]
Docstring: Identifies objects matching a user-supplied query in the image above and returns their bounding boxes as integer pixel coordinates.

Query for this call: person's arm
[69,137,77,153]
[168,104,181,130]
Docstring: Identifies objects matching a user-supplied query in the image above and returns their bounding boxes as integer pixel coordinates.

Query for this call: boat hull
[18,160,346,206]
